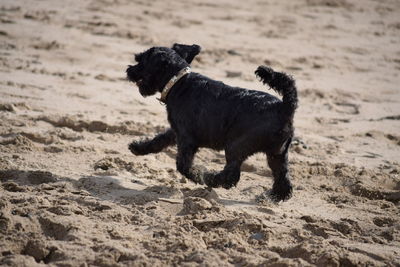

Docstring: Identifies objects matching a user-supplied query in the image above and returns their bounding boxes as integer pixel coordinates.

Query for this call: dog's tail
[255,66,298,118]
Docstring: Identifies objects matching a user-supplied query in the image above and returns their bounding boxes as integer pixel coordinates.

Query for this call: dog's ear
[172,43,201,64]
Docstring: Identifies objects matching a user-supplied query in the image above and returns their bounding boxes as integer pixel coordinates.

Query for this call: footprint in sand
[332,102,360,115]
[365,131,400,146]
[306,0,354,9]
[31,40,63,50]
[350,182,400,202]
[24,10,55,22]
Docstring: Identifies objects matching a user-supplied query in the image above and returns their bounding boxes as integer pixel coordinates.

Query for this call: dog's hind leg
[266,140,293,201]
[129,128,176,155]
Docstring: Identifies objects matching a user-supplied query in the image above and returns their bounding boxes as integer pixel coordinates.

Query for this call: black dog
[126,44,298,202]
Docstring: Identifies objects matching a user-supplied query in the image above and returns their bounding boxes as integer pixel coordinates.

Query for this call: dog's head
[126,44,201,97]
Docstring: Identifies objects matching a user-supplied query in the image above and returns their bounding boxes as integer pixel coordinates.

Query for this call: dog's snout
[126,65,139,81]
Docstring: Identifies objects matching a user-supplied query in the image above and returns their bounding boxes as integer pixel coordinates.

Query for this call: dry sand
[1,0,400,266]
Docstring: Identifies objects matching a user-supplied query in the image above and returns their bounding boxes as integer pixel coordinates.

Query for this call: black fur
[126,43,298,202]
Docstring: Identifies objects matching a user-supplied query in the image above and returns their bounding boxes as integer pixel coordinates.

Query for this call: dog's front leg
[176,142,204,184]
[129,128,176,155]
[203,160,242,189]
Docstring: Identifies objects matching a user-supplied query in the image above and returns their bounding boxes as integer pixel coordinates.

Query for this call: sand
[1,0,400,266]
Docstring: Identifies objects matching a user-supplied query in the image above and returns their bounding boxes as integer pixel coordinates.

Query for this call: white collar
[158,67,191,103]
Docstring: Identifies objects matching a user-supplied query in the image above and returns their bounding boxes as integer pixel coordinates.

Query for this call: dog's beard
[135,77,157,97]
[128,75,155,97]
[135,79,143,86]
[138,81,152,97]
[127,66,151,96]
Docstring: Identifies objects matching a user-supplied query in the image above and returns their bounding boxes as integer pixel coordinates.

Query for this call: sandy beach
[1,0,400,266]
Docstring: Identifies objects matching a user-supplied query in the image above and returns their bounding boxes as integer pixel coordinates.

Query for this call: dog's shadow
[77,175,185,206]
[78,174,265,212]
[0,169,263,215]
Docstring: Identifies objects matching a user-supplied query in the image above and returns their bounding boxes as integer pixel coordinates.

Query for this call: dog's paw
[128,141,149,155]
[203,172,219,188]
[220,175,238,189]
[270,183,293,202]
[221,181,236,190]
[203,172,238,189]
